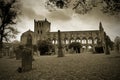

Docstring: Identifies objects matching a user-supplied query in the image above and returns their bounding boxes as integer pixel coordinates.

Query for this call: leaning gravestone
[22,47,32,71]
[58,30,64,57]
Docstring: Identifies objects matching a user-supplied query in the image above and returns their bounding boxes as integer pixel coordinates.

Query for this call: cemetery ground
[0,51,120,80]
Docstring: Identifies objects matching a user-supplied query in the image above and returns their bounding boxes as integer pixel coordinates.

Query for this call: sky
[16,0,120,41]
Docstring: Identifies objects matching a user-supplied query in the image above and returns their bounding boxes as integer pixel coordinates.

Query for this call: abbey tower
[34,18,51,44]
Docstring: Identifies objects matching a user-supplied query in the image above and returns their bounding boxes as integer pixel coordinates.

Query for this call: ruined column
[92,39,95,53]
[58,30,64,57]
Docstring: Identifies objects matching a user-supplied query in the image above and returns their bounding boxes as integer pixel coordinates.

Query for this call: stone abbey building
[21,18,107,53]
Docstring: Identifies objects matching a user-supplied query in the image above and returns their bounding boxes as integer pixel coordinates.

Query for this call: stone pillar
[58,30,64,57]
[92,39,95,53]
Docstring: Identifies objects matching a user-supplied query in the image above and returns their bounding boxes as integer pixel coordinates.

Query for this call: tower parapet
[34,18,51,44]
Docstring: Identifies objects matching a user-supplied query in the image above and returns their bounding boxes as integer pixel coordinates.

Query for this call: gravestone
[22,47,32,71]
[21,34,32,71]
[57,30,64,57]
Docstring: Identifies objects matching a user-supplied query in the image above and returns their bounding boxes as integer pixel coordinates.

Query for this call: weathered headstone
[57,30,64,57]
[22,47,32,71]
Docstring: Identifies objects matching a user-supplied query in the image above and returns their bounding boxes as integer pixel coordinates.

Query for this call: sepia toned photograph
[0,0,120,80]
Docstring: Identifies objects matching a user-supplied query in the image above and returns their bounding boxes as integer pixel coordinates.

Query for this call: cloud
[21,7,44,19]
[46,9,72,21]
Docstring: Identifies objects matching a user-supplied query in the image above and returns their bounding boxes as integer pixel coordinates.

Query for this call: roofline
[49,30,99,33]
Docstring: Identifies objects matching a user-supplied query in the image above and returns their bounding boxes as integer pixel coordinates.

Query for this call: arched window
[66,40,69,44]
[71,39,75,43]
[38,30,39,34]
[55,40,58,44]
[76,38,81,43]
[94,37,98,44]
[64,38,69,44]
[88,38,93,44]
[52,40,55,44]
[82,38,87,44]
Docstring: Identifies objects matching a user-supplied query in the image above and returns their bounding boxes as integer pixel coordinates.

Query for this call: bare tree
[0,0,21,57]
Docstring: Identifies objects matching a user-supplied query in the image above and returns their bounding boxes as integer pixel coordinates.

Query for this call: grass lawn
[0,52,120,80]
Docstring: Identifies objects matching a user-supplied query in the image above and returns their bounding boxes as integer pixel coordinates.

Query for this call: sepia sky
[16,0,120,41]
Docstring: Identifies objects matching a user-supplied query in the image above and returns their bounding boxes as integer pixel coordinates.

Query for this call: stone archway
[88,45,93,52]
[82,46,86,52]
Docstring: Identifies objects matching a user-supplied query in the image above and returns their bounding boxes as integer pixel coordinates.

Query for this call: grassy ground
[0,52,120,80]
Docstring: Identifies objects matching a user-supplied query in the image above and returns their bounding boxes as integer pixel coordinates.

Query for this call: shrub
[37,40,54,55]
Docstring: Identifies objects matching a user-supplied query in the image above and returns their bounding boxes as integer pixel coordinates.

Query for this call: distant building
[21,18,107,52]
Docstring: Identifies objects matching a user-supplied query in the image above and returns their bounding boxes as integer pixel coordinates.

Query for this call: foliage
[14,44,24,60]
[45,0,120,15]
[109,41,114,50]
[37,40,54,55]
[102,0,120,15]
[68,42,82,49]
[0,0,21,50]
[106,35,114,50]
[104,35,112,54]
[14,44,24,53]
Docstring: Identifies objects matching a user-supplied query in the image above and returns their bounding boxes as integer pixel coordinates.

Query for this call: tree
[104,35,114,50]
[114,36,120,53]
[0,0,21,57]
[104,35,111,55]
[68,42,82,53]
[45,0,120,15]
[37,40,54,55]
[107,36,114,50]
